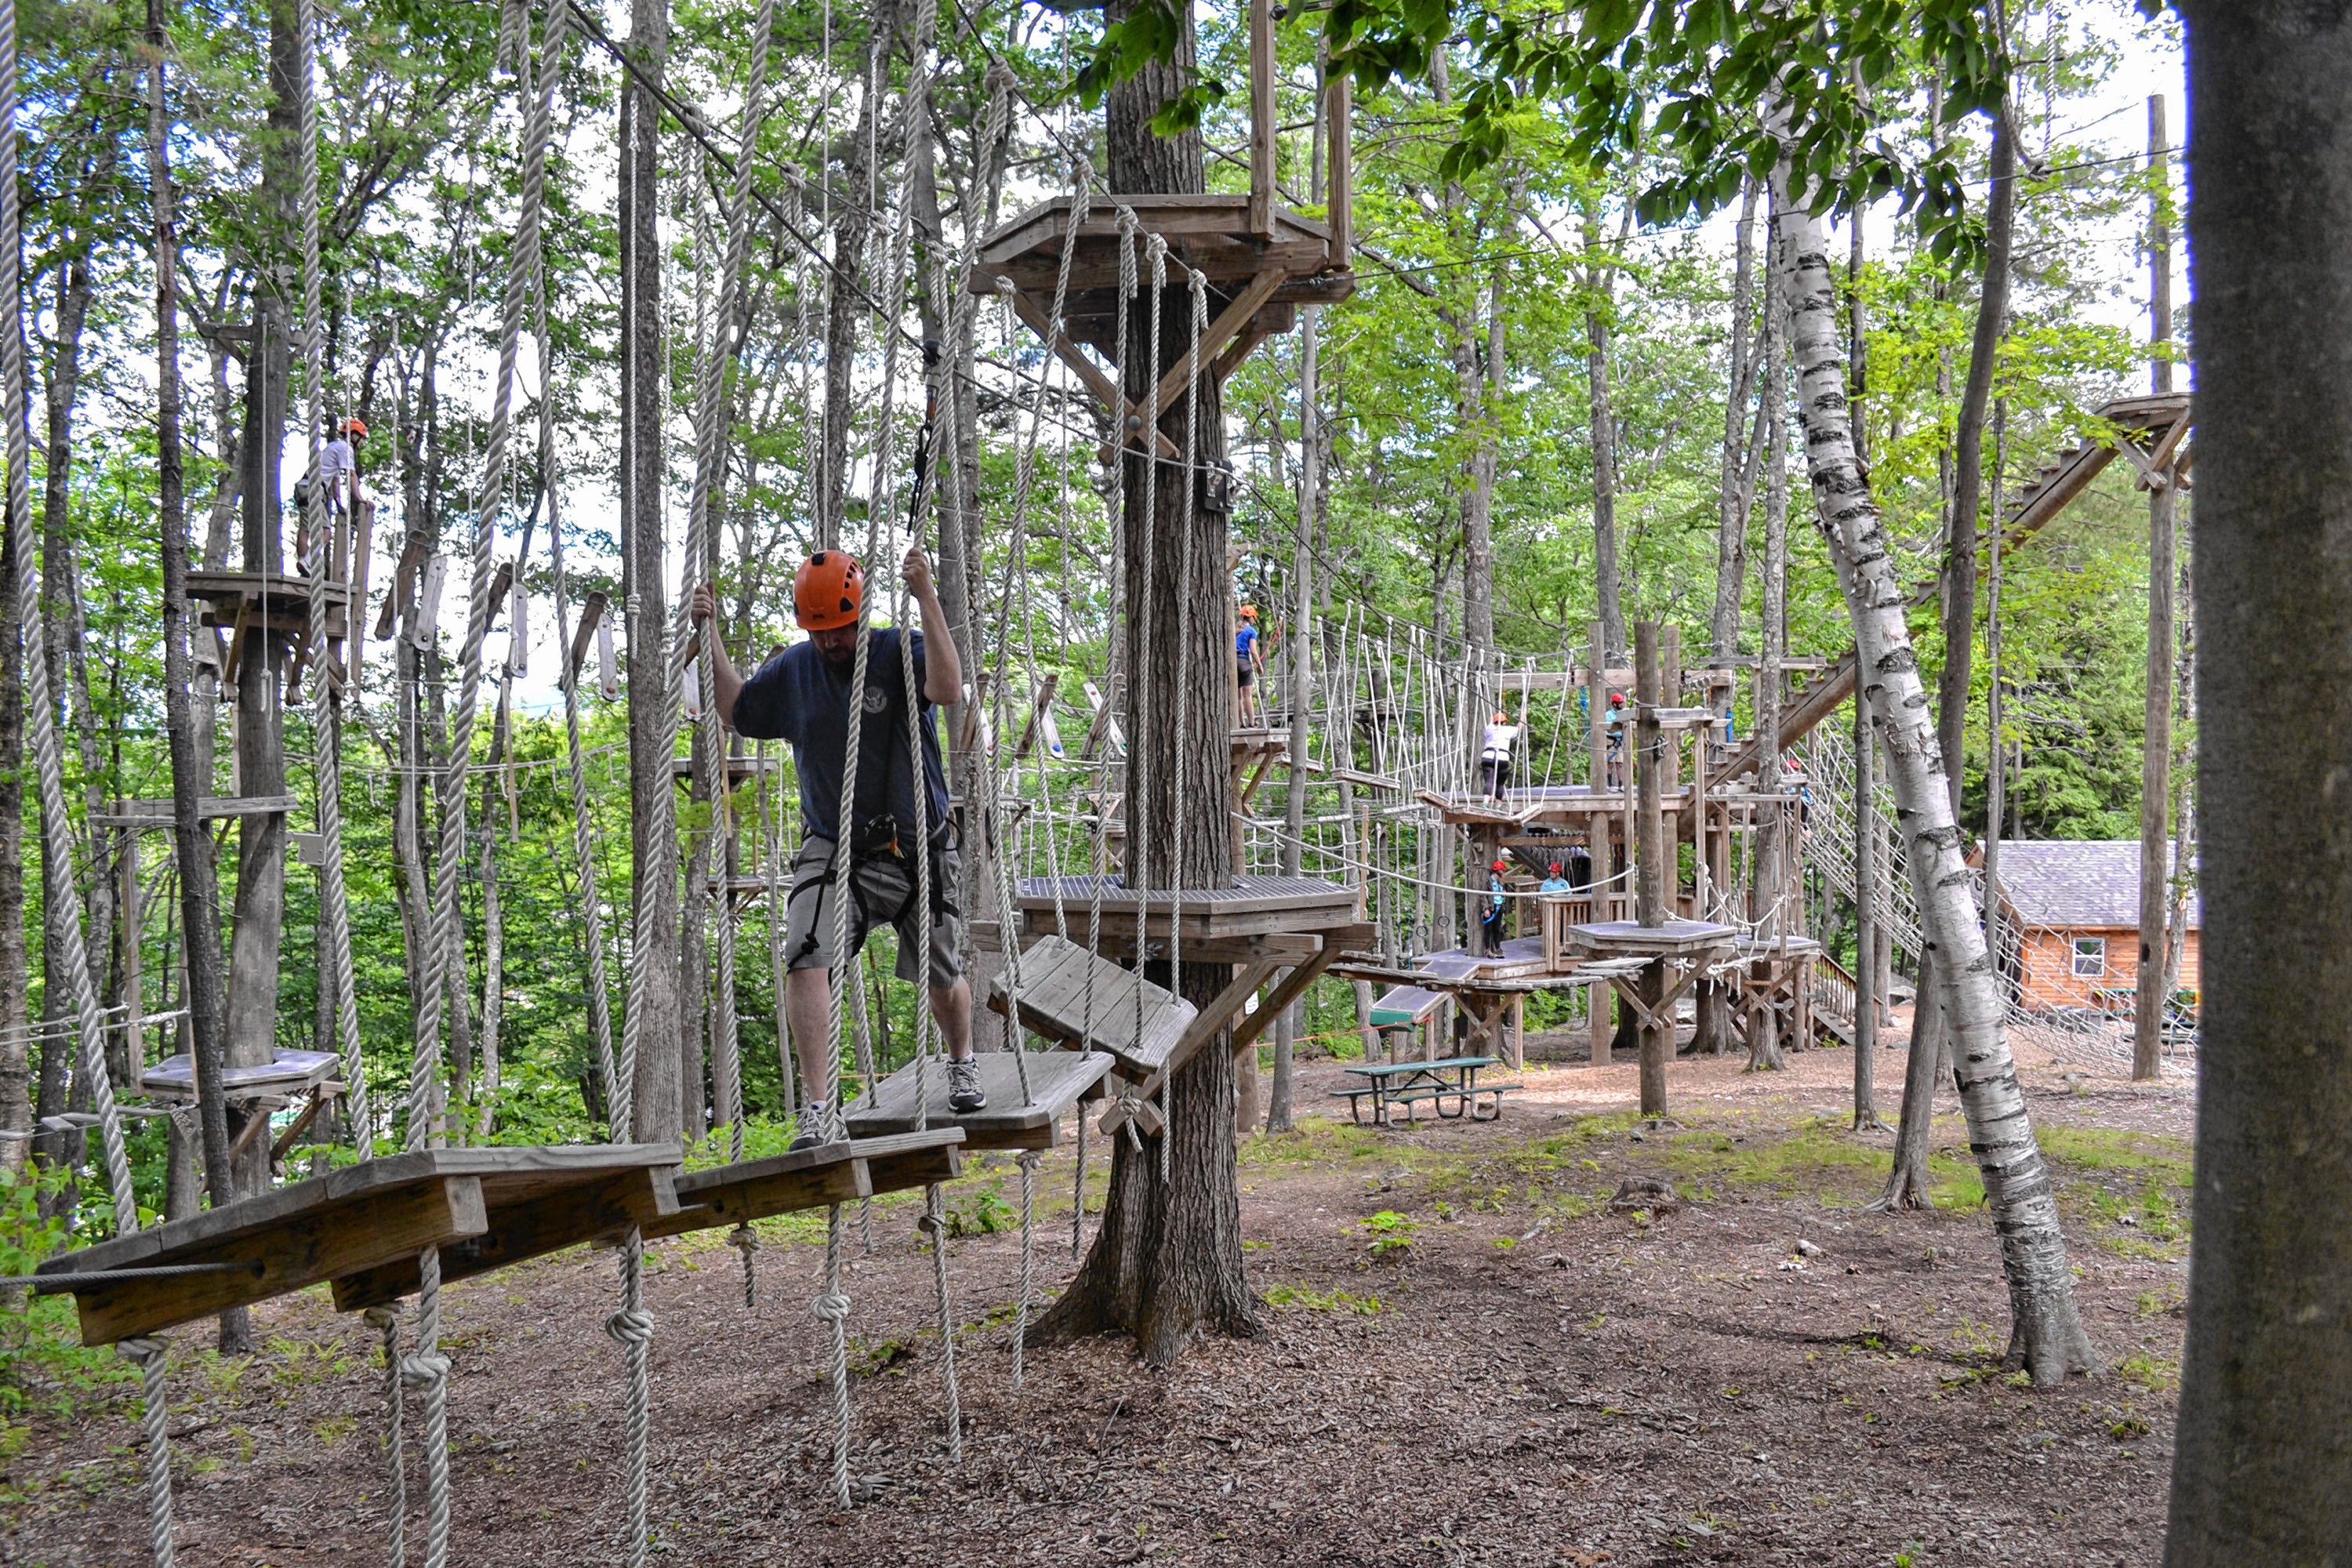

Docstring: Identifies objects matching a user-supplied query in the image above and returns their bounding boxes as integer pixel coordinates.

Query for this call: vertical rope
[918,1186,961,1461]
[0,0,130,1236]
[603,1235,655,1567]
[118,1338,176,1568]
[681,0,775,1174]
[295,0,368,1151]
[816,1208,853,1508]
[1013,1150,1038,1387]
[6,0,165,1552]
[403,10,564,1565]
[363,1305,406,1568]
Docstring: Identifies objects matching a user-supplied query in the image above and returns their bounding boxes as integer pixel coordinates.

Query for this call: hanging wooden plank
[568,588,607,681]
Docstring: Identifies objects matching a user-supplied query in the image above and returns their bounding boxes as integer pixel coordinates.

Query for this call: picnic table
[1331,1056,1515,1127]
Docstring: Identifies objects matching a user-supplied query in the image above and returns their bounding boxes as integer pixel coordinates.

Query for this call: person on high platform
[695,545,983,1148]
[1236,603,1267,725]
[1480,710,1522,800]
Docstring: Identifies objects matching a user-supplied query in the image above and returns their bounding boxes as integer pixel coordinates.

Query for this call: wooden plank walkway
[987,934,1196,1080]
[330,1148,684,1311]
[38,1145,681,1344]
[641,1129,964,1239]
[843,1051,1112,1151]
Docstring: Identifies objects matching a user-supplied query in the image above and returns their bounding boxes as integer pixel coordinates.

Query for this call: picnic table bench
[1331,1056,1515,1127]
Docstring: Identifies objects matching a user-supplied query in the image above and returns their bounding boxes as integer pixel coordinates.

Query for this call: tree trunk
[149,3,244,1342]
[1710,178,1760,662]
[1584,204,1625,661]
[1746,209,1788,1074]
[2165,9,2352,1552]
[619,0,681,1141]
[2134,96,2177,1082]
[1772,161,2092,1384]
[1030,0,1257,1365]
[816,0,895,551]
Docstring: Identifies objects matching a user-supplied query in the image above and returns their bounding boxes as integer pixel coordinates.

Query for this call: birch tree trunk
[2166,7,2352,1553]
[1772,169,2093,1383]
[1746,214,1788,1075]
[1584,201,1625,662]
[1709,178,1760,662]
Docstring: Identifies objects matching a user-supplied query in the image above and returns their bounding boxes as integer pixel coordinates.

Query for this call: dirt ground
[5,1030,2197,1567]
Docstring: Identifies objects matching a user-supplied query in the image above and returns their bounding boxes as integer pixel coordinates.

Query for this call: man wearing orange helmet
[695,544,979,1145]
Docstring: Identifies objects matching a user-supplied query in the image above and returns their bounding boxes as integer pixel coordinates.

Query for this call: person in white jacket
[1479,710,1521,800]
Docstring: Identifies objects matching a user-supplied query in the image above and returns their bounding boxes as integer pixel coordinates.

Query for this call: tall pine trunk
[1772,164,2092,1383]
[2166,5,2352,1554]
[1030,0,1255,1365]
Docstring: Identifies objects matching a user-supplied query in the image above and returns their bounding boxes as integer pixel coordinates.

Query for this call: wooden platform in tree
[1565,918,1742,958]
[35,1144,680,1344]
[1013,875,1360,943]
[97,793,299,829]
[639,1129,966,1240]
[670,754,779,789]
[842,1051,1112,1152]
[987,934,1196,1080]
[326,1146,684,1312]
[140,1046,336,1102]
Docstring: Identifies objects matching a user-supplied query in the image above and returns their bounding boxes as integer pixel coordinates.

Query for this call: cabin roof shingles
[1996,839,2200,931]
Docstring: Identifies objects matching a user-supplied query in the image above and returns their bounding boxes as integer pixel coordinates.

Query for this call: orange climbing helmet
[1492,710,1508,724]
[793,550,865,631]
[1240,604,1258,620]
[341,417,368,439]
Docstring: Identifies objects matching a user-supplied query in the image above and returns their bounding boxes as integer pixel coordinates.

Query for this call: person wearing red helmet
[1480,857,1509,957]
[695,543,980,1145]
[1235,603,1265,725]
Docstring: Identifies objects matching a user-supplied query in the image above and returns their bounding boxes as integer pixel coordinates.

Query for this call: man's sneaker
[946,1057,987,1116]
[789,1100,845,1152]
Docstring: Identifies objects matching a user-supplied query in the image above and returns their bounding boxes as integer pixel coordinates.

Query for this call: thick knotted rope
[916,1190,961,1461]
[294,0,369,1153]
[118,1338,176,1568]
[818,1211,852,1508]
[361,1305,407,1568]
[1013,1151,1039,1388]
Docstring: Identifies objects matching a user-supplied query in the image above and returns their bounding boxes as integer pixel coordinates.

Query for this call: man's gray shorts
[781,837,965,988]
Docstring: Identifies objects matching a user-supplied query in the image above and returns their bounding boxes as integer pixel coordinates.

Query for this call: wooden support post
[1635,621,1669,1118]
[1325,74,1352,264]
[1248,0,1276,238]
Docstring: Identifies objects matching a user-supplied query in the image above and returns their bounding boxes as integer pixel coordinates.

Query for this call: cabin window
[2071,936,2107,977]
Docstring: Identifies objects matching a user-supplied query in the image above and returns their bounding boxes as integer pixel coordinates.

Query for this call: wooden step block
[986,935,1196,1080]
[844,1051,1113,1152]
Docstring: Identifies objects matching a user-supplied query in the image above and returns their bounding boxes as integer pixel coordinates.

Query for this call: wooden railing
[1811,950,1889,1028]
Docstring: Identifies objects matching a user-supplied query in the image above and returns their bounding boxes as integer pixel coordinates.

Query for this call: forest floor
[6,1027,2197,1568]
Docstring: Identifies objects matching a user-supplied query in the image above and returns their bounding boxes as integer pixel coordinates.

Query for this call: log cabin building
[1991,840,2201,1013]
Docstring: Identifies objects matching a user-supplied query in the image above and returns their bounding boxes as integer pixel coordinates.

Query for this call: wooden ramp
[640,1129,965,1240]
[1369,985,1446,1029]
[843,1051,1112,1152]
[38,1145,681,1345]
[987,934,1196,1080]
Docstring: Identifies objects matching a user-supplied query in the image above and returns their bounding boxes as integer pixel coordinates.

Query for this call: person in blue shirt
[1235,604,1266,725]
[1538,862,1571,895]
[695,545,982,1146]
[1480,858,1508,957]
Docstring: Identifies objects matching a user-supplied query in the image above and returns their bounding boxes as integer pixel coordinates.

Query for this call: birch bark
[1772,169,2093,1381]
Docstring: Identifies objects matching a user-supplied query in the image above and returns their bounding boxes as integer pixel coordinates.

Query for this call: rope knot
[986,60,1018,94]
[116,1336,168,1365]
[810,1291,852,1325]
[728,1223,760,1257]
[362,1306,401,1332]
[1015,1151,1041,1173]
[914,1210,946,1240]
[604,1308,655,1347]
[397,1352,452,1389]
[993,274,1016,296]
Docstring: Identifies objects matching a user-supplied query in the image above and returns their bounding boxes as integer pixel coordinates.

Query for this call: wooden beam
[1249,0,1276,238]
[1326,74,1353,265]
[568,590,607,681]
[1007,292,1178,459]
[1152,269,1287,412]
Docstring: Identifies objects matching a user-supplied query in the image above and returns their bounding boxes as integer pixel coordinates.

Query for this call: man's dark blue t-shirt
[731,628,952,846]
